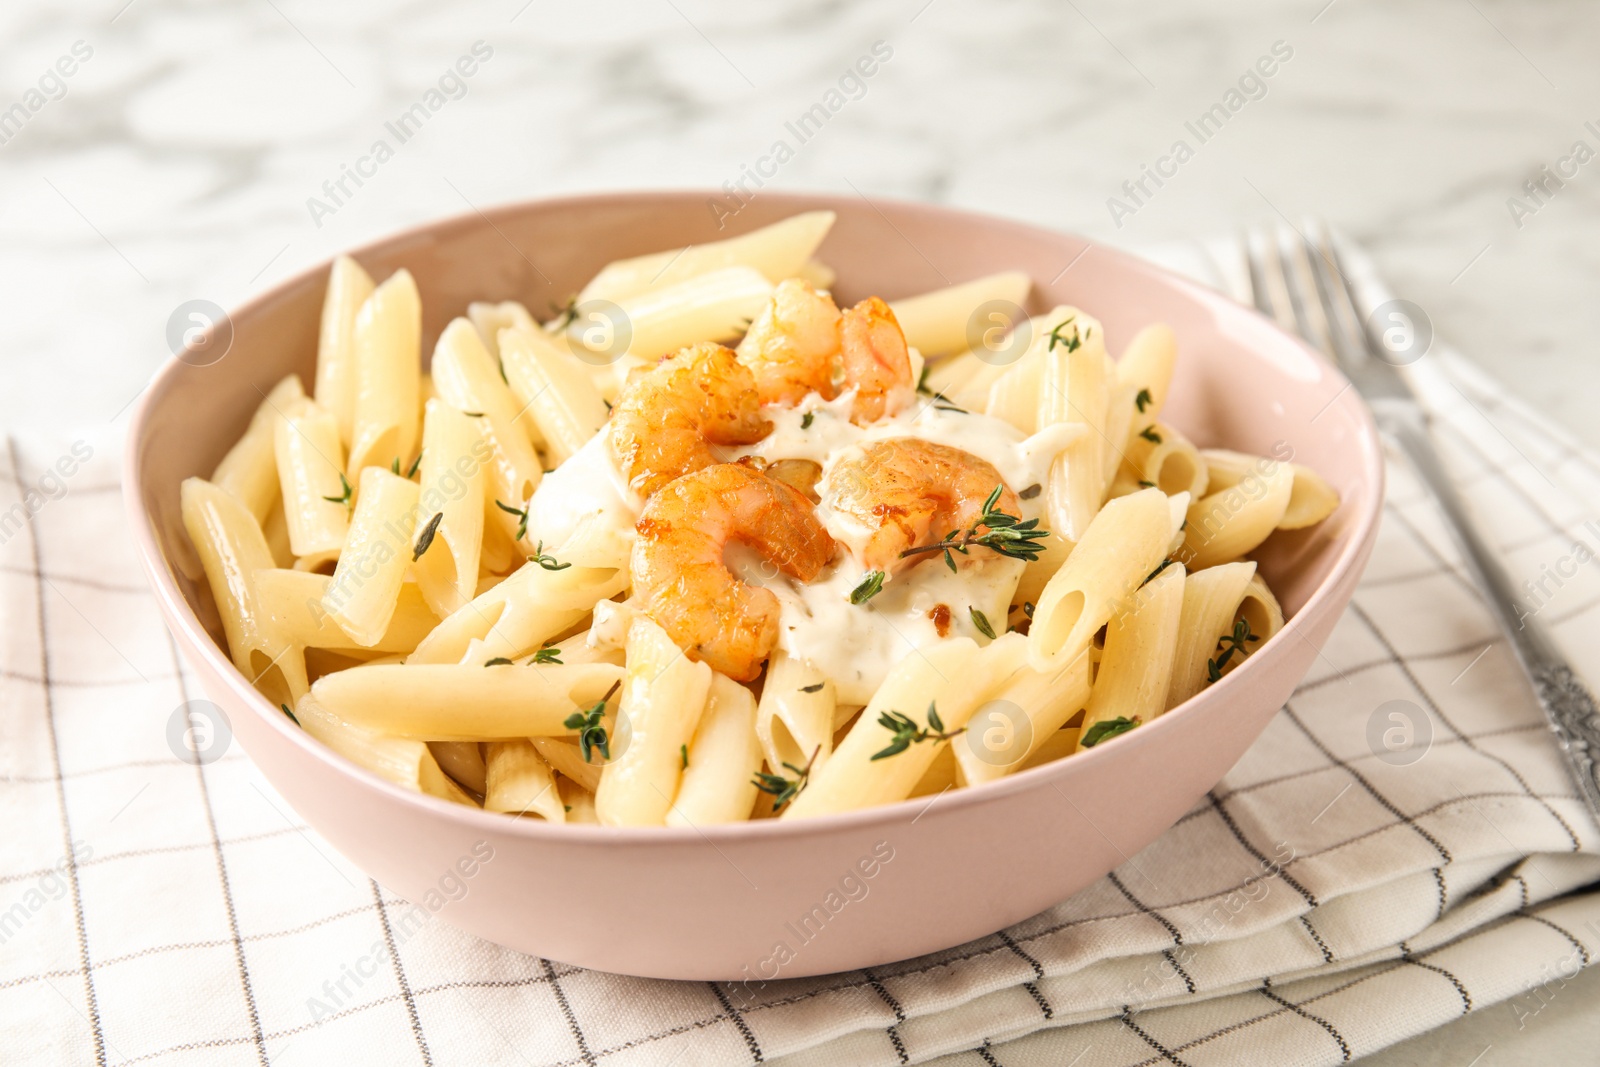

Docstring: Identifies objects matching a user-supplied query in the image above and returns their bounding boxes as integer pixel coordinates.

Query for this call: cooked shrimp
[736,281,912,424]
[824,438,1019,575]
[632,463,835,680]
[839,296,912,423]
[609,342,771,499]
[736,278,842,407]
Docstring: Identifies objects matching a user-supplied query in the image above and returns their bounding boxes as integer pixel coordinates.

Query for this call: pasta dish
[181,211,1338,826]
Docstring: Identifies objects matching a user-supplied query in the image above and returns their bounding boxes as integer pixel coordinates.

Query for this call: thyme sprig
[321,472,353,509]
[564,680,621,763]
[850,570,886,605]
[969,607,997,639]
[899,485,1049,571]
[871,702,964,760]
[1206,617,1261,683]
[1080,716,1138,747]
[495,498,531,541]
[530,646,563,665]
[528,541,571,571]
[1047,317,1082,352]
[752,745,821,811]
[412,512,444,561]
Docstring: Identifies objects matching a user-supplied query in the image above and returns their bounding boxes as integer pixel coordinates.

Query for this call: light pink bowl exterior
[124,191,1383,981]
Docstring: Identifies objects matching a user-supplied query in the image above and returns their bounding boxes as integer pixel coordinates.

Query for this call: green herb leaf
[406,452,423,479]
[530,646,563,665]
[900,484,1050,566]
[800,412,814,430]
[969,607,997,639]
[1080,716,1139,748]
[1135,387,1153,413]
[321,472,353,508]
[1205,617,1261,684]
[528,540,571,571]
[751,745,820,811]
[1047,317,1081,352]
[550,295,579,330]
[391,457,401,475]
[800,682,826,694]
[462,410,484,418]
[563,680,621,763]
[1138,479,1156,488]
[850,570,886,605]
[279,702,300,726]
[483,657,514,667]
[1019,483,1042,501]
[412,512,444,562]
[870,702,965,760]
[495,498,531,541]
[1143,558,1176,586]
[1138,426,1163,444]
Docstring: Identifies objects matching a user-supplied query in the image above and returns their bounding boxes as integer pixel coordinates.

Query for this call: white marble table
[3,0,1596,1061]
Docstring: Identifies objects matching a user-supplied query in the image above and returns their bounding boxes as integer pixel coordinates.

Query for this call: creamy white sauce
[532,388,1071,698]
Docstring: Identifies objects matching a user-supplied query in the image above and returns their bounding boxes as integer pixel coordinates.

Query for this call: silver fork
[1245,222,1600,819]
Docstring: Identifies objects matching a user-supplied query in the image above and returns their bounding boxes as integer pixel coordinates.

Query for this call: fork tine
[1300,222,1371,373]
[1244,227,1297,335]
[1277,225,1338,358]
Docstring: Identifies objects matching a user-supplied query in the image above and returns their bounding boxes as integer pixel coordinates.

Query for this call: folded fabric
[2,238,1597,1067]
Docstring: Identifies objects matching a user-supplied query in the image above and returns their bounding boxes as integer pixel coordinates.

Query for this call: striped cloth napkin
[4,240,1600,1067]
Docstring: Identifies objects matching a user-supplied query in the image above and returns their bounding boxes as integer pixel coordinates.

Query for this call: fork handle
[1376,399,1600,815]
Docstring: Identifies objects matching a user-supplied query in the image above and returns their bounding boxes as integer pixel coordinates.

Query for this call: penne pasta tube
[322,467,421,648]
[181,477,308,707]
[211,374,305,522]
[295,694,473,805]
[1080,562,1186,739]
[890,271,1032,359]
[499,325,610,467]
[576,210,834,304]
[559,776,599,823]
[256,568,438,653]
[429,740,487,795]
[430,318,545,545]
[1180,459,1295,570]
[272,399,349,571]
[314,255,376,447]
[667,673,762,827]
[311,661,624,740]
[465,299,547,448]
[754,650,837,780]
[1037,309,1111,539]
[484,740,565,821]
[596,615,713,827]
[782,637,988,820]
[909,744,958,798]
[956,638,1090,786]
[347,269,422,477]
[407,559,628,665]
[262,499,294,568]
[1110,419,1209,499]
[411,400,486,618]
[1114,323,1177,420]
[1028,487,1176,673]
[594,266,774,374]
[532,736,603,793]
[1237,572,1286,644]
[1167,561,1257,707]
[1102,382,1139,486]
[1200,448,1338,530]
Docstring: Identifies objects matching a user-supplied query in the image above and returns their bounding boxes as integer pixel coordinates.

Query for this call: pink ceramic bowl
[124,191,1383,980]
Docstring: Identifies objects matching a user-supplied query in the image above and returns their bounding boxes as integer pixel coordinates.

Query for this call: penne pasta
[256,567,437,654]
[1080,562,1186,739]
[782,637,989,819]
[532,736,603,793]
[1200,448,1339,530]
[559,777,599,823]
[956,637,1091,786]
[322,467,421,648]
[1114,323,1177,420]
[311,661,624,740]
[1110,419,1209,500]
[295,694,474,805]
[347,269,422,477]
[430,318,545,545]
[1167,561,1257,707]
[576,210,834,304]
[754,650,837,780]
[1237,572,1286,644]
[594,266,774,375]
[596,615,713,827]
[411,400,487,618]
[272,398,349,571]
[181,477,308,707]
[667,673,763,827]
[484,740,565,821]
[211,374,305,522]
[1028,487,1177,673]
[314,255,376,447]
[1037,308,1112,540]
[1180,459,1295,570]
[499,325,610,467]
[429,740,487,795]
[890,271,1032,359]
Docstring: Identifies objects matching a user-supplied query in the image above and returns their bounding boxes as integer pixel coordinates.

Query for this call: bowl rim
[123,187,1386,846]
